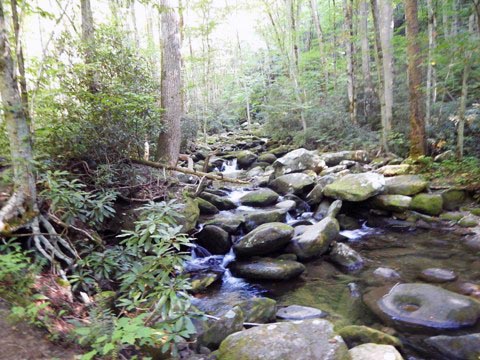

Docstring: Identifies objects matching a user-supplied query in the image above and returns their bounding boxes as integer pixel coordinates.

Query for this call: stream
[185,151,480,359]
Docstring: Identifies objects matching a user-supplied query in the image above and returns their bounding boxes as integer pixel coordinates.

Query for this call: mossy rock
[197,197,219,215]
[439,212,464,222]
[442,189,467,210]
[236,297,277,323]
[410,193,443,216]
[458,214,478,228]
[338,325,402,349]
[178,196,200,233]
[257,153,277,164]
[198,307,244,350]
[370,195,412,212]
[240,188,279,207]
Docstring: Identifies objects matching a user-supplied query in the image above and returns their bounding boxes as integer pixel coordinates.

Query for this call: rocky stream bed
[173,130,480,360]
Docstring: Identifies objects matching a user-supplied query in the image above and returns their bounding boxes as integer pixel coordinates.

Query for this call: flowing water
[189,184,480,359]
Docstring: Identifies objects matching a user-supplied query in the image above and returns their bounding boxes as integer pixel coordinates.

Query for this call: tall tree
[157,0,183,165]
[310,0,329,91]
[81,0,98,92]
[406,0,425,157]
[359,0,374,121]
[426,0,437,124]
[344,0,357,124]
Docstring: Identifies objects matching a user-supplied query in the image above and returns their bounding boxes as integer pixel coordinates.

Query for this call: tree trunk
[0,0,37,232]
[359,0,374,121]
[426,0,437,124]
[344,0,357,124]
[406,0,426,157]
[378,0,393,136]
[310,0,329,91]
[157,0,183,166]
[370,0,388,151]
[80,0,98,92]
[130,1,140,48]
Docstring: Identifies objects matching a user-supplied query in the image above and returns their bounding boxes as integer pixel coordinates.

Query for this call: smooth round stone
[275,200,297,211]
[376,283,480,330]
[420,268,457,283]
[373,267,401,280]
[276,305,328,320]
[230,258,306,281]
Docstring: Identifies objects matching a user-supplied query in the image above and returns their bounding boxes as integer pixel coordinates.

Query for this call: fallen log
[130,158,250,185]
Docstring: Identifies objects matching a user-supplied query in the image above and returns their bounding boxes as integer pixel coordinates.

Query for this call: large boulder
[196,225,231,255]
[320,150,369,166]
[370,195,412,212]
[177,197,200,233]
[273,148,326,176]
[328,242,364,271]
[323,173,385,202]
[377,164,412,176]
[196,197,219,215]
[288,216,339,260]
[216,319,350,360]
[244,209,287,232]
[237,150,258,169]
[425,333,480,360]
[233,222,294,257]
[441,189,467,210]
[349,344,403,360]
[230,258,306,281]
[199,192,236,210]
[240,188,279,207]
[269,173,315,196]
[410,193,443,216]
[205,215,244,234]
[384,175,428,196]
[306,175,338,206]
[372,283,480,330]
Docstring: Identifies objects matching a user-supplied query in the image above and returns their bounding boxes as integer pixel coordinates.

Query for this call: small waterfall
[221,248,236,268]
[340,222,382,242]
[192,244,212,259]
[222,159,238,173]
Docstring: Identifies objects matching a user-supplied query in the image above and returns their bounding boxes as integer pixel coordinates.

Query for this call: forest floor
[0,301,79,360]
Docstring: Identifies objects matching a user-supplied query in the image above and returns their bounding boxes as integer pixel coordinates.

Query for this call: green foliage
[32,24,162,162]
[420,156,480,186]
[71,200,197,358]
[39,170,117,226]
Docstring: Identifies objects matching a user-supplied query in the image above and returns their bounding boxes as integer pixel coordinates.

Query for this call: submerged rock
[236,297,277,323]
[338,325,402,349]
[323,172,385,202]
[410,193,443,216]
[374,283,480,330]
[233,222,294,257]
[384,175,428,196]
[276,305,327,320]
[425,333,480,360]
[240,188,279,207]
[230,258,306,281]
[373,267,401,281]
[458,214,478,227]
[419,268,457,283]
[273,148,326,176]
[216,319,350,360]
[269,173,315,196]
[328,242,364,271]
[349,344,403,360]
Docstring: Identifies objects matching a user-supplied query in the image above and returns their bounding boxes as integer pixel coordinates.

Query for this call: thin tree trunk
[344,0,357,124]
[80,0,98,92]
[370,0,388,151]
[406,0,426,157]
[0,0,37,232]
[378,0,393,136]
[130,1,140,47]
[359,0,374,121]
[310,0,329,92]
[426,0,437,124]
[157,0,183,166]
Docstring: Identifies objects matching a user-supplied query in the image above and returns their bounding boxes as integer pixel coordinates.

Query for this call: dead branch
[131,158,250,185]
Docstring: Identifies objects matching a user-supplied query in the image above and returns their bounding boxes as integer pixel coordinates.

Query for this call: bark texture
[359,0,374,121]
[157,0,183,166]
[406,0,426,157]
[344,0,357,124]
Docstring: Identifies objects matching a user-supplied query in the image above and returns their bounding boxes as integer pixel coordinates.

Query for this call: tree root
[0,191,29,233]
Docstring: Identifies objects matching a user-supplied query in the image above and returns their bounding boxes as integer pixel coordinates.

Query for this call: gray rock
[434,150,455,162]
[217,319,350,360]
[320,165,348,176]
[420,268,457,283]
[320,150,369,166]
[425,333,480,360]
[306,184,324,206]
[230,258,306,281]
[370,195,412,212]
[236,297,277,323]
[276,305,327,320]
[257,153,277,164]
[349,344,403,360]
[240,188,279,207]
[233,222,294,257]
[196,225,231,255]
[275,200,297,211]
[377,164,412,176]
[237,150,258,169]
[269,173,315,196]
[177,197,200,233]
[442,189,467,210]
[410,193,443,216]
[329,242,364,271]
[373,267,401,280]
[384,175,428,196]
[376,283,480,330]
[199,192,237,210]
[246,166,264,178]
[323,172,385,202]
[273,148,326,176]
[198,307,244,350]
[244,209,288,232]
[197,197,220,215]
[205,215,244,234]
[337,214,361,230]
